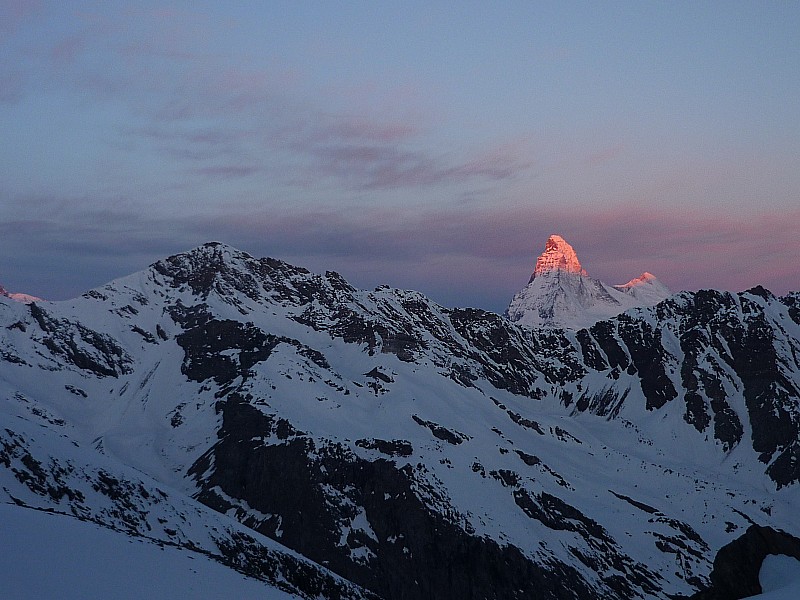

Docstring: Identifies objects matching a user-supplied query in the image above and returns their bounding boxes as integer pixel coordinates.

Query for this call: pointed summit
[507,236,671,329]
[532,235,587,279]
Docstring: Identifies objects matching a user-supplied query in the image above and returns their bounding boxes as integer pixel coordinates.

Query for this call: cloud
[0,0,42,35]
[0,5,539,210]
[4,7,797,309]
[194,165,261,179]
[0,71,25,104]
[50,35,85,66]
[310,117,418,143]
[2,193,798,310]
[180,202,800,308]
[37,7,534,193]
[304,137,533,190]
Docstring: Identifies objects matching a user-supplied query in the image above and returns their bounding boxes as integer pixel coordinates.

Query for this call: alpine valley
[2,239,799,599]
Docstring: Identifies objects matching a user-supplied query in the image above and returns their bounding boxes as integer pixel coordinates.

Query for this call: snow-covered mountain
[2,242,799,599]
[507,235,671,329]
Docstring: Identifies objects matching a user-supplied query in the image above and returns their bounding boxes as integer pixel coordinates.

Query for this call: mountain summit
[613,271,672,306]
[532,234,587,278]
[0,282,40,304]
[506,235,670,329]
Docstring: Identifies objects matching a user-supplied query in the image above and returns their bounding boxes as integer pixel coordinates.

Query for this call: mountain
[507,234,671,329]
[1,241,799,599]
[613,271,673,305]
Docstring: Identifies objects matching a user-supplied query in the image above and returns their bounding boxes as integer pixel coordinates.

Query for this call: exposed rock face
[533,234,587,277]
[27,303,133,377]
[685,526,800,600]
[0,410,379,600]
[190,396,601,600]
[507,235,670,329]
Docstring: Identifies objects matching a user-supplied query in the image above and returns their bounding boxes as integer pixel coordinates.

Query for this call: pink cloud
[51,35,84,65]
[39,6,533,194]
[587,143,625,166]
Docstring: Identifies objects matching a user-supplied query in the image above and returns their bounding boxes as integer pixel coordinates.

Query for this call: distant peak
[8,293,41,304]
[182,242,254,261]
[196,241,237,253]
[509,236,671,328]
[533,235,587,278]
[616,272,658,289]
[0,282,41,304]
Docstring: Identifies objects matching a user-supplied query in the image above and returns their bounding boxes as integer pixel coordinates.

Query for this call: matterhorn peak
[507,236,671,329]
[532,235,587,279]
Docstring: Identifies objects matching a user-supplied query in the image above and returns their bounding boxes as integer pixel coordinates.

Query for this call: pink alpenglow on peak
[507,235,671,329]
[612,271,671,307]
[0,283,41,304]
[532,235,587,279]
[616,272,658,289]
[8,293,42,304]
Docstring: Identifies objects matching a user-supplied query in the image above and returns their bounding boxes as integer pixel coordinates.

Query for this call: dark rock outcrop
[685,525,800,600]
[190,395,602,600]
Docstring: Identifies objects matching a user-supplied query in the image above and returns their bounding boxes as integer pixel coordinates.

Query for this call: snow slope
[0,504,300,600]
[748,555,800,600]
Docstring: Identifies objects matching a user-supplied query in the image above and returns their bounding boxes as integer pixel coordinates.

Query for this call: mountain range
[2,240,799,599]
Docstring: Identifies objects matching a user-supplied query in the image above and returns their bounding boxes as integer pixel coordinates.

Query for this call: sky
[1,0,799,312]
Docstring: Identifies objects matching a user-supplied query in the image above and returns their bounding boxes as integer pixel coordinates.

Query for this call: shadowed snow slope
[0,504,302,600]
[752,555,800,599]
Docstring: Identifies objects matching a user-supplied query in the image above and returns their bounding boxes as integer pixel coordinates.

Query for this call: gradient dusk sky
[2,1,798,312]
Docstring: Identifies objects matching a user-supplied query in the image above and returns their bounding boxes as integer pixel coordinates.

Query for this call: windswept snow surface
[0,504,300,600]
[7,292,41,304]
